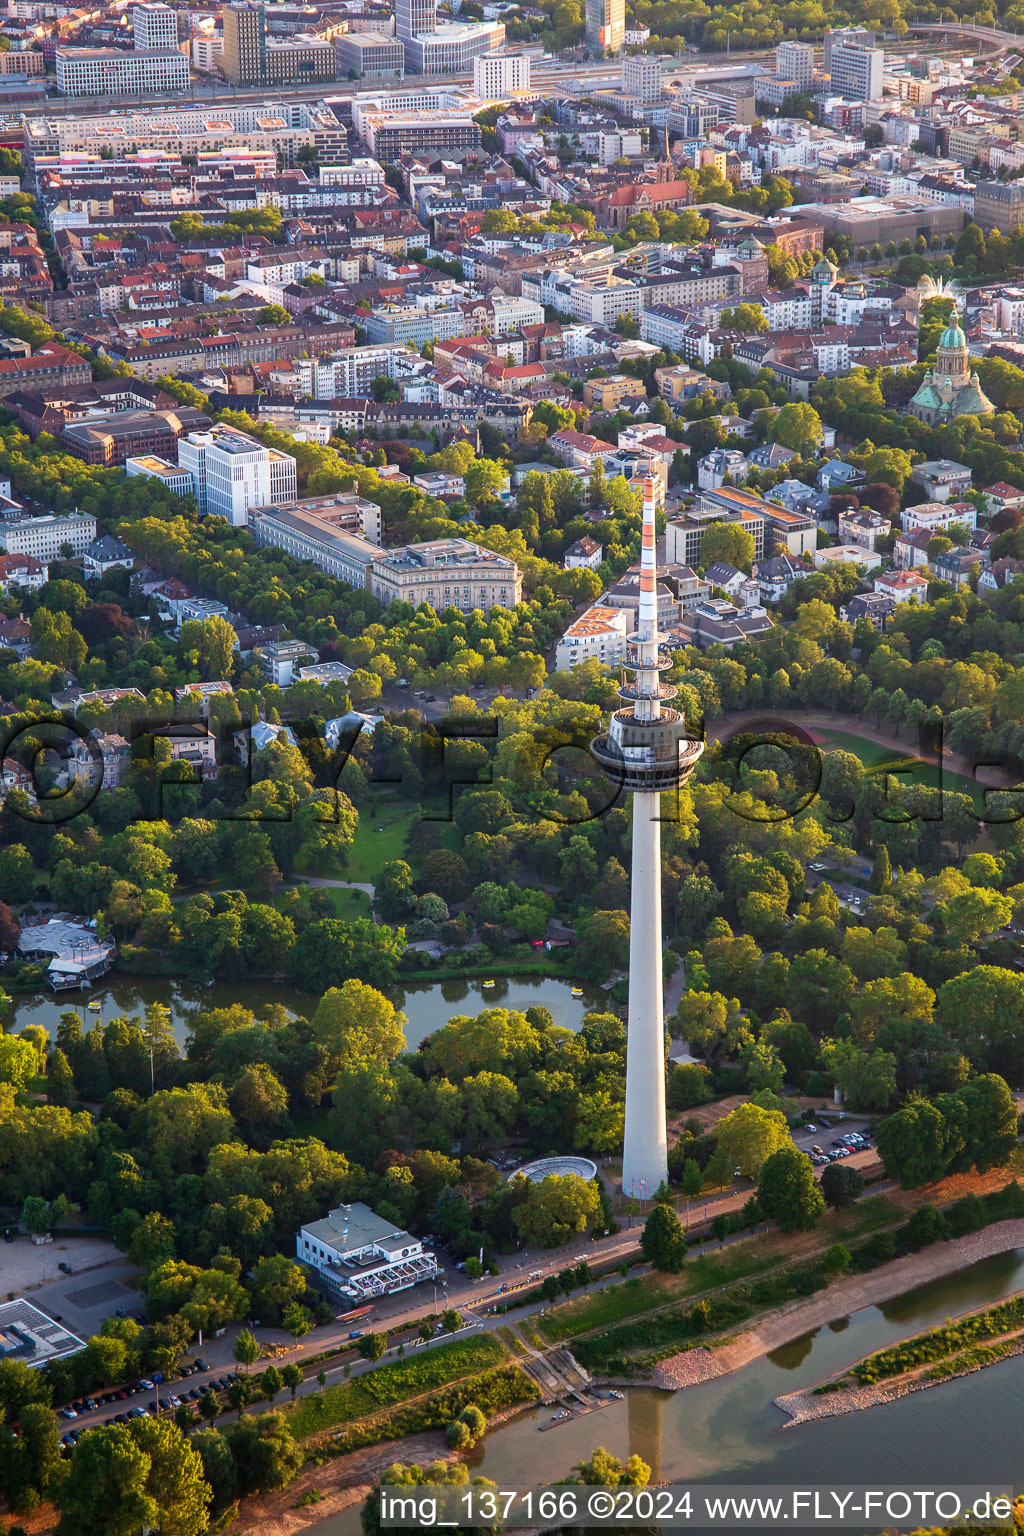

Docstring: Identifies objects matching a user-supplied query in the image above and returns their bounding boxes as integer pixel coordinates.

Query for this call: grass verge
[287,1335,505,1439]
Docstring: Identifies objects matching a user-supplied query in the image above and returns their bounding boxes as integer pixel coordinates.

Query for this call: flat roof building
[0,1300,86,1366]
[55,46,190,97]
[251,505,379,588]
[370,537,522,613]
[297,1202,438,1301]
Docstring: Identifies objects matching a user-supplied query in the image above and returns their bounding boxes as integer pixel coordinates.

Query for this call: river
[312,1249,1024,1536]
[8,973,601,1052]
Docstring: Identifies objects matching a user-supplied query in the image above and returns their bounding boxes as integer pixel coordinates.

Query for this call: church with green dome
[908,314,995,427]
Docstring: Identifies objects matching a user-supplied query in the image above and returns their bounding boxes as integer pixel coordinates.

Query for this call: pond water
[312,1249,1024,1536]
[9,973,601,1052]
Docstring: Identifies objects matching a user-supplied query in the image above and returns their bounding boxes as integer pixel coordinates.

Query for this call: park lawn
[817,728,982,803]
[286,1334,506,1439]
[342,802,420,882]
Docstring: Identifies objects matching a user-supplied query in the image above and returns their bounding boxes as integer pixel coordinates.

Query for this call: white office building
[0,512,96,561]
[473,51,530,97]
[133,3,178,51]
[827,38,883,100]
[55,46,190,97]
[621,54,661,103]
[297,1203,439,1301]
[178,425,297,527]
[775,41,813,90]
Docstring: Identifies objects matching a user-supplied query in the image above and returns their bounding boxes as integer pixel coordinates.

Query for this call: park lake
[8,973,602,1051]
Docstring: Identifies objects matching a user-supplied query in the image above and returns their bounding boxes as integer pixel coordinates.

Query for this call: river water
[9,973,600,1052]
[312,1249,1024,1535]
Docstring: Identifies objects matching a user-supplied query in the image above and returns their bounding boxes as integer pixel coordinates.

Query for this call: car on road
[348,1330,364,1340]
[58,1261,73,1275]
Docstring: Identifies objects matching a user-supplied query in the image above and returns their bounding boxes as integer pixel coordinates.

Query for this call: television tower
[591,478,704,1197]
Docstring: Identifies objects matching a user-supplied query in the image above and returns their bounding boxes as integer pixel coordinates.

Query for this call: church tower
[908,310,995,427]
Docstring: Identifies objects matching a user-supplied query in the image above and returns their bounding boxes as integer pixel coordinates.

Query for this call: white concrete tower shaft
[622,478,668,1199]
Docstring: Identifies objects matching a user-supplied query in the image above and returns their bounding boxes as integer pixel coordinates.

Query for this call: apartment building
[974,179,1024,234]
[555,605,628,670]
[178,425,297,527]
[586,0,624,54]
[621,54,661,103]
[776,41,813,90]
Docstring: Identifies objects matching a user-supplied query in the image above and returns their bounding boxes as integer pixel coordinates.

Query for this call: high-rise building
[621,53,661,102]
[473,51,529,96]
[133,3,178,50]
[586,0,624,56]
[178,425,296,526]
[826,36,883,100]
[396,0,436,42]
[775,40,813,90]
[222,3,266,86]
[591,480,704,1197]
[823,25,874,69]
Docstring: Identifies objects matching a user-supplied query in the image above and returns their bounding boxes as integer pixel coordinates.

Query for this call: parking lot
[0,1234,126,1295]
[792,1114,875,1171]
[30,1263,143,1340]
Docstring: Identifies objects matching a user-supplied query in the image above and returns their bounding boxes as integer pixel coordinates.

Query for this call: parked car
[58,1262,72,1275]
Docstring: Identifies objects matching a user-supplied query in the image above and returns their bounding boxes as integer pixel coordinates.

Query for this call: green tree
[770,402,824,455]
[56,1418,211,1536]
[249,1255,307,1324]
[260,1365,284,1407]
[699,521,756,572]
[359,1331,387,1364]
[640,1201,686,1272]
[820,1163,863,1209]
[511,1172,600,1246]
[876,1095,951,1188]
[714,1102,792,1179]
[871,845,892,894]
[234,1329,261,1372]
[281,1302,314,1341]
[281,1363,303,1401]
[757,1148,825,1232]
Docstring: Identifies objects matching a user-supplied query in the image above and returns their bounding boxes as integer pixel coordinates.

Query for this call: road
[46,1127,882,1441]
